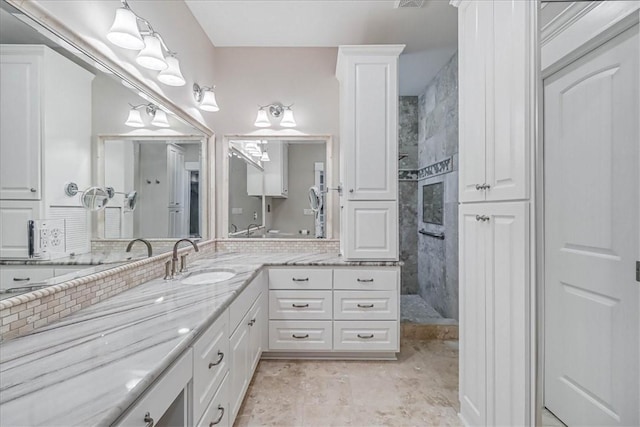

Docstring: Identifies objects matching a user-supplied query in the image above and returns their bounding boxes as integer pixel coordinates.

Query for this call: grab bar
[419,229,445,240]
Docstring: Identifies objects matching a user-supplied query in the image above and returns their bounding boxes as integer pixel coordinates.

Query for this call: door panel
[544,25,639,427]
[345,201,397,260]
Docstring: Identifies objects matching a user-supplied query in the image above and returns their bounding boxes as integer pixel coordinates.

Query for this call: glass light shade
[125,109,144,127]
[136,35,167,71]
[254,109,271,127]
[151,109,170,127]
[198,90,219,112]
[280,108,296,127]
[158,56,186,86]
[260,151,270,162]
[107,8,144,50]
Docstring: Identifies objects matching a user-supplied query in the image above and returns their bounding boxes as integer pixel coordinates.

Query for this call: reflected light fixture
[254,103,296,128]
[193,83,219,112]
[124,103,170,128]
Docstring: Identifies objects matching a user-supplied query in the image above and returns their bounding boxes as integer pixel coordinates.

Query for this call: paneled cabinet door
[0,51,41,200]
[344,201,398,260]
[458,202,528,426]
[0,202,39,258]
[248,292,266,373]
[458,0,529,203]
[229,319,250,422]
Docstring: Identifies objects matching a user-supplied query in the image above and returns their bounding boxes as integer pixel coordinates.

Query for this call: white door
[544,25,639,427]
[345,201,398,260]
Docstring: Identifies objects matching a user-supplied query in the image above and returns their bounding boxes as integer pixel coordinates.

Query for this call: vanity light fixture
[253,103,296,128]
[125,103,170,128]
[107,0,186,86]
[193,83,220,112]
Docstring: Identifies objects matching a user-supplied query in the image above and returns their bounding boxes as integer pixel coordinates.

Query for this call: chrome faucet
[125,238,152,258]
[165,238,199,279]
[246,224,260,236]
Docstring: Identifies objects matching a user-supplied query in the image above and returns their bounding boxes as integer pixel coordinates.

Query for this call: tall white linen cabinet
[453,1,536,426]
[336,45,404,261]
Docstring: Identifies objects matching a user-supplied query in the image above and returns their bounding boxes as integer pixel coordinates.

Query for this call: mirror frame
[95,134,213,241]
[222,134,334,239]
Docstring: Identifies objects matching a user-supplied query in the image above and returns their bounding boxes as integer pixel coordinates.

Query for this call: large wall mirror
[0,1,210,298]
[223,136,333,239]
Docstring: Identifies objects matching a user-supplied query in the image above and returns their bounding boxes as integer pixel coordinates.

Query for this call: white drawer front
[196,372,229,427]
[268,320,332,350]
[333,268,398,291]
[0,267,54,290]
[334,290,398,320]
[192,311,230,422]
[268,268,333,290]
[333,321,399,352]
[269,290,332,320]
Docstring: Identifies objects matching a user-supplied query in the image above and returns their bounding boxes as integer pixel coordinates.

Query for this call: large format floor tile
[234,340,460,427]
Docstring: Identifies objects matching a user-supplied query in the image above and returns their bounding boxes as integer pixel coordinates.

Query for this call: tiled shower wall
[418,52,459,320]
[399,97,419,294]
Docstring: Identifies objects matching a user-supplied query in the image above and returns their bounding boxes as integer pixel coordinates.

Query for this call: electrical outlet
[232,208,243,215]
[303,209,314,216]
[253,211,258,220]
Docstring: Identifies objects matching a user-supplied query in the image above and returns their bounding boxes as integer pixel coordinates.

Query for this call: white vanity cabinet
[266,266,400,355]
[336,45,404,261]
[246,141,289,198]
[0,45,93,258]
[457,0,530,203]
[228,271,267,422]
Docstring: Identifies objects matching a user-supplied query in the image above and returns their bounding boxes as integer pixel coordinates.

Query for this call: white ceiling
[185,0,458,95]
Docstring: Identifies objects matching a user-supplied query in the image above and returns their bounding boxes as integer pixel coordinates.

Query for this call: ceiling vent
[394,0,425,8]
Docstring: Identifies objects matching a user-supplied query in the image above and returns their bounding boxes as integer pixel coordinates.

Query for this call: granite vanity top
[0,252,401,426]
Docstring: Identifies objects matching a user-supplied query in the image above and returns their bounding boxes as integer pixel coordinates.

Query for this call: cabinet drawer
[269,290,332,320]
[269,268,332,290]
[0,267,54,290]
[196,372,230,427]
[229,272,264,334]
[268,320,332,351]
[192,310,230,422]
[333,268,398,291]
[116,349,193,426]
[333,321,399,352]
[334,290,398,320]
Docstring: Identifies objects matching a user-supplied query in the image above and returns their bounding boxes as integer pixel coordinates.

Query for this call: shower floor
[401,294,457,325]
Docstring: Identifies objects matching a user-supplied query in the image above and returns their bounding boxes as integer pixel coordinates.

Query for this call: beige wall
[211,47,340,238]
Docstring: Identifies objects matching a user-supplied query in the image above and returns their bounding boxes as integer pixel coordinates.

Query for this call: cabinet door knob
[208,351,224,368]
[143,412,154,427]
[209,405,225,426]
[30,188,36,193]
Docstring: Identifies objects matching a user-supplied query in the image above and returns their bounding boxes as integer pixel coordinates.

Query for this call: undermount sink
[180,269,236,285]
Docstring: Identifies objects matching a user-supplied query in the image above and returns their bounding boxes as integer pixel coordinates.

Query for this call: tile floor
[234,340,461,427]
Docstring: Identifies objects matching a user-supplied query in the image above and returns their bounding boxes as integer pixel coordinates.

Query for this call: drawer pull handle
[357,278,374,283]
[357,334,374,339]
[13,277,31,282]
[357,303,374,308]
[292,278,309,282]
[208,351,224,368]
[143,412,154,427]
[248,318,256,326]
[209,405,225,426]
[30,188,37,193]
[292,333,309,339]
[292,303,309,308]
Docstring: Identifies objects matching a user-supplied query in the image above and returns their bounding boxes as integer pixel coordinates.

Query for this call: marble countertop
[0,252,401,426]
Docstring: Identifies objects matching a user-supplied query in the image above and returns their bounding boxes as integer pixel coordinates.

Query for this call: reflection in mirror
[0,2,207,298]
[227,138,328,239]
[228,149,264,237]
[101,138,204,239]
